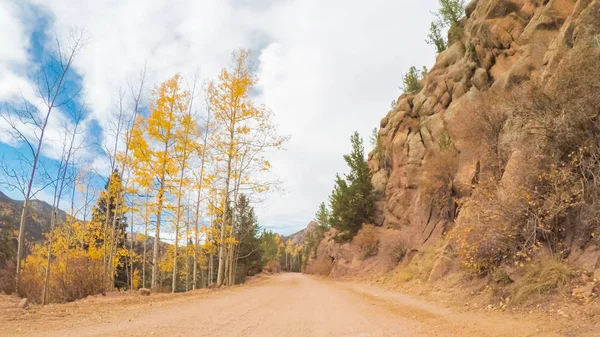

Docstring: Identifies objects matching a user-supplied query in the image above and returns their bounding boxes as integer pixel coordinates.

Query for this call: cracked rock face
[368,0,599,251]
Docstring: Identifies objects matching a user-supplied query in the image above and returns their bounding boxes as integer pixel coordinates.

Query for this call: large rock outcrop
[307,0,600,280]
[370,0,599,252]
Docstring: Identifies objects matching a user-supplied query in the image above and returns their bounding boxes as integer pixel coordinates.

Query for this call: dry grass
[393,244,441,284]
[509,257,576,304]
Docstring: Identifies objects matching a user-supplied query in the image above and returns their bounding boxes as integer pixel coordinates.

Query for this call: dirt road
[0,273,591,337]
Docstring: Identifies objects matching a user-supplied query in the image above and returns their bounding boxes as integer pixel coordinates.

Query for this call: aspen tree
[168,84,195,292]
[208,49,287,286]
[131,75,186,290]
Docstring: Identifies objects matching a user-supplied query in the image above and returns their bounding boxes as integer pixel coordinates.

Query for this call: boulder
[436,42,466,69]
[380,116,389,128]
[139,288,151,296]
[472,68,490,90]
[17,298,28,309]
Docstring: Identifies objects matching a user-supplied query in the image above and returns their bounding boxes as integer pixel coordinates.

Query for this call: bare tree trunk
[42,110,83,304]
[103,94,125,292]
[14,31,85,291]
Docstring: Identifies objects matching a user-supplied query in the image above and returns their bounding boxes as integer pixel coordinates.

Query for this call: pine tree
[89,169,128,288]
[315,202,330,230]
[329,132,375,241]
[232,194,261,283]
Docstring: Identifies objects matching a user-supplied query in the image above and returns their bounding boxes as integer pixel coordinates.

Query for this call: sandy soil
[0,273,596,337]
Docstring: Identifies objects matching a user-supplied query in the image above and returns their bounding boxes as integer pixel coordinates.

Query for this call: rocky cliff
[307,0,600,282]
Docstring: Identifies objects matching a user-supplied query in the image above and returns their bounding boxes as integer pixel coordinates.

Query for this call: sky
[0,0,438,235]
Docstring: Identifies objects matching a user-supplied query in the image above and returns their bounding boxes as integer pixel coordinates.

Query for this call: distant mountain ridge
[282,220,319,246]
[0,191,68,243]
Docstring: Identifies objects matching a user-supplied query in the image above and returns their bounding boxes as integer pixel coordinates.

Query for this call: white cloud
[2,0,439,234]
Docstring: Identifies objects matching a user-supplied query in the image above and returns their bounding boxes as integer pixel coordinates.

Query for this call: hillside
[0,191,67,244]
[305,0,600,307]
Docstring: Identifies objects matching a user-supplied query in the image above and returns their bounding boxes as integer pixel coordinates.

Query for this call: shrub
[19,249,105,303]
[456,88,509,180]
[427,0,466,53]
[403,66,423,93]
[262,260,280,274]
[353,225,380,260]
[383,236,407,264]
[370,128,385,163]
[450,182,520,274]
[0,261,16,295]
[427,22,447,54]
[420,147,459,220]
[310,259,333,276]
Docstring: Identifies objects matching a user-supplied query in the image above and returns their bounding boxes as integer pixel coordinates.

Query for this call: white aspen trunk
[185,207,190,292]
[172,141,189,293]
[142,193,149,288]
[216,156,233,286]
[192,109,210,289]
[152,167,167,290]
[130,207,135,289]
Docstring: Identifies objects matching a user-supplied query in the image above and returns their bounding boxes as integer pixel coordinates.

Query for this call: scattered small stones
[572,283,596,302]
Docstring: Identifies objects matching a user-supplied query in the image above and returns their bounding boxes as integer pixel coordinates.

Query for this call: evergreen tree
[89,169,128,288]
[234,194,262,282]
[315,202,330,230]
[303,202,331,262]
[427,22,447,54]
[329,132,375,241]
